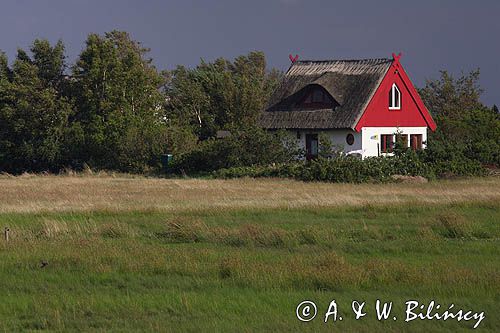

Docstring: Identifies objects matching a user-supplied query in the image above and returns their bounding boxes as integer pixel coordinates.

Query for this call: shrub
[213,149,486,183]
[419,143,486,177]
[169,127,299,174]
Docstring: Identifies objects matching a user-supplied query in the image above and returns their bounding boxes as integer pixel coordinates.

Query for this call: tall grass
[0,175,498,213]
[0,176,498,331]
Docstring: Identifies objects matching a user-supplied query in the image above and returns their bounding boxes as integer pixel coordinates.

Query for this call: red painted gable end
[354,56,437,132]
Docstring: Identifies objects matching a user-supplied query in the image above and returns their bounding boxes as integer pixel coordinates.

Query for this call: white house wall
[288,129,362,155]
[361,127,427,158]
[283,127,427,159]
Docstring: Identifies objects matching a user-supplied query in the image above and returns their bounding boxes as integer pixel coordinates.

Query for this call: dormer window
[303,89,330,104]
[389,83,401,110]
[299,86,335,109]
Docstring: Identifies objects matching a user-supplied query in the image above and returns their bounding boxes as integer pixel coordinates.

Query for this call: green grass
[0,202,498,332]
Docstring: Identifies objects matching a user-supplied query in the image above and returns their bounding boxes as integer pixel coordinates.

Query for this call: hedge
[213,152,485,183]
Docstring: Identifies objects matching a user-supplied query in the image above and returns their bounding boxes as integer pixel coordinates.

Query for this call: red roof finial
[392,52,402,68]
[289,54,299,63]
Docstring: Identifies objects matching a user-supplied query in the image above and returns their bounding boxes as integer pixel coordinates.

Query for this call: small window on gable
[389,83,401,110]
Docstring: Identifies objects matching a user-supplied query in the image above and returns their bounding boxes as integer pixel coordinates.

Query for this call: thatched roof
[259,58,392,130]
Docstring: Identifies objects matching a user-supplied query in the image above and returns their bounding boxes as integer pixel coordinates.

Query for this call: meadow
[0,174,498,332]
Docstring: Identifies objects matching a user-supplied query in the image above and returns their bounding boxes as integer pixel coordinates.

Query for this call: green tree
[0,42,73,172]
[31,39,66,88]
[164,51,282,141]
[420,70,500,166]
[71,31,167,172]
[419,69,483,120]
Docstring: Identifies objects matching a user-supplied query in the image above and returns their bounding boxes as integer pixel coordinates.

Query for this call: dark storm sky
[1,0,499,105]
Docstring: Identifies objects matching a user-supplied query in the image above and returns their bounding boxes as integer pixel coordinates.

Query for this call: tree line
[0,31,498,175]
[0,31,283,173]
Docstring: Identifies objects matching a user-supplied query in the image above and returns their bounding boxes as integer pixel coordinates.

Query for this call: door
[305,134,318,160]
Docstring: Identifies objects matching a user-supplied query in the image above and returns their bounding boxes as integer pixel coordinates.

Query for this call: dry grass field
[0,173,498,213]
[0,175,498,332]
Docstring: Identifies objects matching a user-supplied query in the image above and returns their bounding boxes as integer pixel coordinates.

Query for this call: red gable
[354,53,437,132]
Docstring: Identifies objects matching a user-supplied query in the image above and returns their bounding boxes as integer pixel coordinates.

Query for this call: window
[312,89,326,103]
[410,134,423,150]
[305,134,318,160]
[300,87,333,108]
[389,83,401,110]
[303,94,312,104]
[346,134,355,146]
[381,134,394,153]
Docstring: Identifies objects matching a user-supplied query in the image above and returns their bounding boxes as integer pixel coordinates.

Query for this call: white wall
[282,127,428,159]
[286,129,362,156]
[361,127,428,158]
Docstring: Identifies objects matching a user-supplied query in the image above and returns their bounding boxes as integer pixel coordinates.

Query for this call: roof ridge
[295,58,392,64]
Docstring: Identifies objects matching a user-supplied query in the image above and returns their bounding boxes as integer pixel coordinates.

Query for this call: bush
[169,127,298,174]
[213,151,485,183]
[418,144,486,177]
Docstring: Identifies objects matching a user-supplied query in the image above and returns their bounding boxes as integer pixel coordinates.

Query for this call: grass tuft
[159,218,208,243]
[436,211,474,238]
[219,256,243,279]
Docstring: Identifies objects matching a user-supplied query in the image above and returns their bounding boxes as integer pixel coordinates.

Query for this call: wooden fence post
[4,227,9,242]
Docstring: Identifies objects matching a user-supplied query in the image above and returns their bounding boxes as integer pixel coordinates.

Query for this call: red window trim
[381,134,394,153]
[410,134,423,151]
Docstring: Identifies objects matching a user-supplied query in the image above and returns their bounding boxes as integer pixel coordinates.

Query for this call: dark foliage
[0,41,72,172]
[163,51,282,142]
[0,36,283,174]
[214,151,485,183]
[420,70,500,166]
[170,127,298,174]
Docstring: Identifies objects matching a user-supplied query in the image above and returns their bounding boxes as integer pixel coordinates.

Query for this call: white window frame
[389,83,401,110]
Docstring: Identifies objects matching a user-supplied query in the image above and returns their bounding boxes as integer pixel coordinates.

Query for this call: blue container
[161,154,173,173]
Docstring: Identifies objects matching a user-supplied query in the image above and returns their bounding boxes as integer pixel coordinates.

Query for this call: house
[259,53,436,159]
